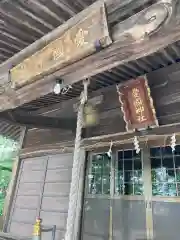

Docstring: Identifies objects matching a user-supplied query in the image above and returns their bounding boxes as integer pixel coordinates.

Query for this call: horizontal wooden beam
[0,110,77,131]
[83,122,180,149]
[0,0,178,110]
[20,121,180,156]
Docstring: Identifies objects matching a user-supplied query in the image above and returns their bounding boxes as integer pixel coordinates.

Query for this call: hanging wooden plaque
[117,76,158,132]
[10,2,112,89]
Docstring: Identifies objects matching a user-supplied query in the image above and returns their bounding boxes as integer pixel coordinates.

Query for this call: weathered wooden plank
[10,2,111,89]
[0,0,174,110]
[23,128,74,149]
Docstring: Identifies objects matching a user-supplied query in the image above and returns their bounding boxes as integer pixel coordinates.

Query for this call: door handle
[146,200,152,209]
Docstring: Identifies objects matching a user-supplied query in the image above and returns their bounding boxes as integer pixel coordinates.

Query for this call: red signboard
[117,76,158,131]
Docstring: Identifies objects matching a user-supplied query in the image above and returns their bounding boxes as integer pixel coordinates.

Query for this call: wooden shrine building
[0,0,180,240]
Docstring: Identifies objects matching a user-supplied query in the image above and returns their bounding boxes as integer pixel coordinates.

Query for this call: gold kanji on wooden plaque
[117,76,158,132]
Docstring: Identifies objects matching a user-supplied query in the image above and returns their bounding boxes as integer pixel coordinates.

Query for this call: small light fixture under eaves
[54,79,63,95]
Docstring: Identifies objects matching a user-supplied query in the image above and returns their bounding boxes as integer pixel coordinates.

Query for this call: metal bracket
[146,200,152,209]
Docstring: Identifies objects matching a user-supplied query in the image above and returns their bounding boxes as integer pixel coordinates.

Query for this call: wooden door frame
[2,126,27,232]
[82,144,173,240]
[2,142,75,232]
[2,136,87,240]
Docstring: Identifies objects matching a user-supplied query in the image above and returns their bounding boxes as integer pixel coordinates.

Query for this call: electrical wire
[61,85,72,95]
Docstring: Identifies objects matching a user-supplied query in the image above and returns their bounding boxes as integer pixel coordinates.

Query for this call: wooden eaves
[0,0,179,111]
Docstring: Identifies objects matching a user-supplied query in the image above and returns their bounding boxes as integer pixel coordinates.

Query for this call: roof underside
[0,0,92,63]
[0,0,179,111]
[0,0,154,62]
[20,42,180,111]
[0,119,21,141]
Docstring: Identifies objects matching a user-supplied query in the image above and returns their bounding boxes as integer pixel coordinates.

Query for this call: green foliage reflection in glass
[0,135,19,216]
[151,146,180,197]
[88,154,110,194]
[116,150,143,196]
[87,150,143,196]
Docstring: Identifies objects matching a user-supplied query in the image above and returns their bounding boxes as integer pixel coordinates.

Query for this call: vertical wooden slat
[142,148,154,240]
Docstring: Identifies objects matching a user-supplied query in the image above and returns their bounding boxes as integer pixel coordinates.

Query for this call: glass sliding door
[150,146,180,240]
[82,153,111,240]
[81,145,180,240]
[81,149,150,240]
[115,150,143,196]
[113,149,147,240]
